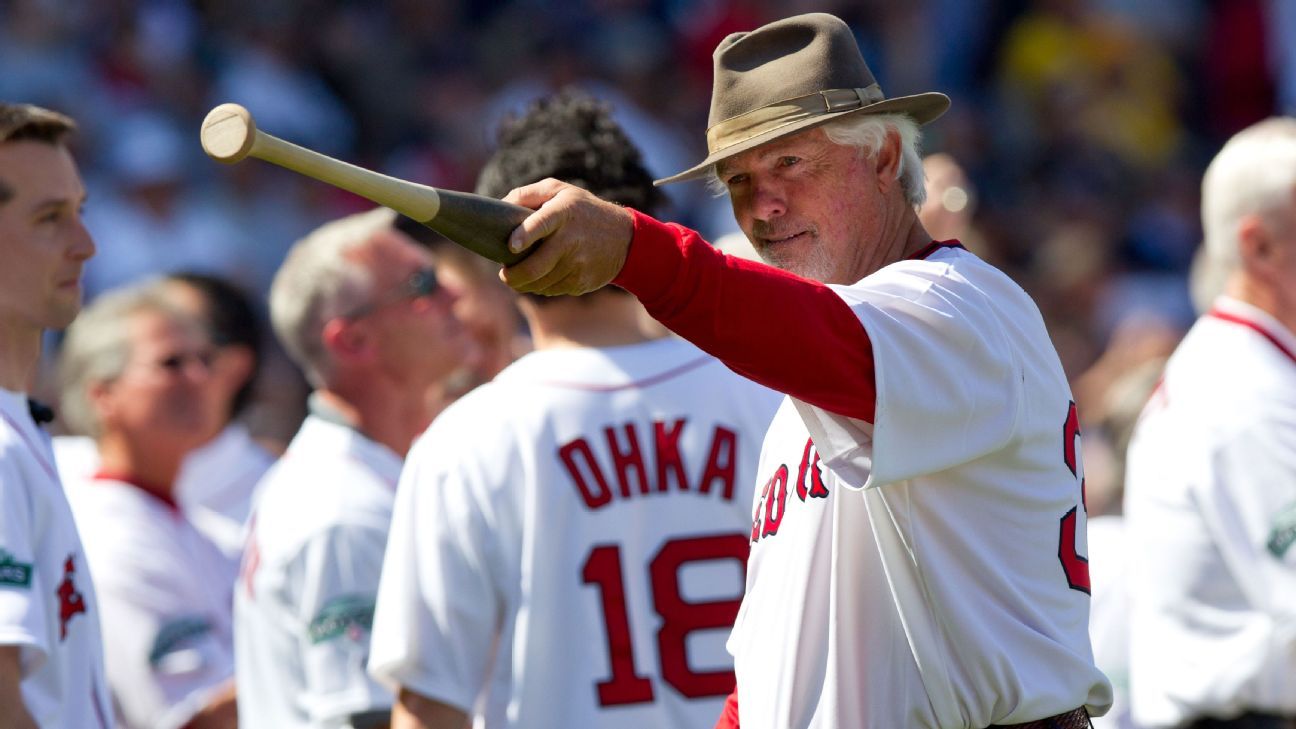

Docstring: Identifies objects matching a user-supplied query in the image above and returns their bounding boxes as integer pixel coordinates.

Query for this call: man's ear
[1236,214,1273,275]
[87,378,115,424]
[321,317,372,366]
[874,129,903,194]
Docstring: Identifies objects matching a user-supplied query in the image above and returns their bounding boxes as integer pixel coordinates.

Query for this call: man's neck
[1226,277,1296,337]
[0,319,42,392]
[315,385,430,459]
[523,293,661,351]
[96,434,184,497]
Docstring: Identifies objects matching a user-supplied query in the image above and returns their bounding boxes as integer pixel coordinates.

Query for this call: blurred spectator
[58,285,237,729]
[1125,117,1296,728]
[236,207,469,728]
[80,111,230,298]
[918,152,980,248]
[159,272,275,564]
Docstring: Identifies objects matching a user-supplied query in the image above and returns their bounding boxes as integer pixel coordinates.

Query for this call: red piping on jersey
[1207,308,1296,366]
[0,410,58,482]
[537,354,715,392]
[92,471,181,512]
[613,210,881,422]
[906,240,965,260]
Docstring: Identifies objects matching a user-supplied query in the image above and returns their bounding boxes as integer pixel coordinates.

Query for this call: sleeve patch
[149,615,214,667]
[1267,503,1296,559]
[0,550,33,588]
[307,594,375,645]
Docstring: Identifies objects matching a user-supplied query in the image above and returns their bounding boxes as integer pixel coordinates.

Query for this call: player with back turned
[495,14,1112,729]
[0,103,113,728]
[367,91,782,729]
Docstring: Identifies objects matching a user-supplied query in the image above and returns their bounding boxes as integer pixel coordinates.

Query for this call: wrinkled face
[717,127,884,284]
[99,310,216,451]
[0,141,95,331]
[345,230,470,387]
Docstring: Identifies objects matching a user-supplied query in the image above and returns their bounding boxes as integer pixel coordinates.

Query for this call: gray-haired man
[235,207,468,729]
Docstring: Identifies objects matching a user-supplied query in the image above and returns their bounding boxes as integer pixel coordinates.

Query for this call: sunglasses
[127,349,215,376]
[342,267,441,320]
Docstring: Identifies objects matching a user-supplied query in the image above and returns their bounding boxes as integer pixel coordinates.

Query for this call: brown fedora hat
[655,12,950,186]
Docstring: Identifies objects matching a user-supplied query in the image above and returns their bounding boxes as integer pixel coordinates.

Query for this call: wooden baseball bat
[199,103,531,265]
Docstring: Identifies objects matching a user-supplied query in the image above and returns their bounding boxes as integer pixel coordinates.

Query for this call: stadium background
[3,0,1293,513]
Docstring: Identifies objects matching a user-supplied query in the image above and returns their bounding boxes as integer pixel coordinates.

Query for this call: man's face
[98,311,216,452]
[717,127,883,284]
[346,229,469,388]
[0,141,94,331]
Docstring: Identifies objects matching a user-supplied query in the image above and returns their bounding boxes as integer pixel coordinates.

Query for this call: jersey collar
[1207,296,1296,366]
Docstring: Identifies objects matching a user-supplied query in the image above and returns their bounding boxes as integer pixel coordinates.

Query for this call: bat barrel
[200,103,532,265]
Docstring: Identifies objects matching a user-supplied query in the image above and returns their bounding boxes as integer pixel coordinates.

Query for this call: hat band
[705,85,885,154]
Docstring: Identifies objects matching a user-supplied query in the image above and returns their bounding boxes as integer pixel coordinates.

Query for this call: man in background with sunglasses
[57,283,236,728]
[235,207,469,729]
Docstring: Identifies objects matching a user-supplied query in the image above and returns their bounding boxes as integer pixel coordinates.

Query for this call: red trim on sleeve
[714,687,740,729]
[613,210,876,423]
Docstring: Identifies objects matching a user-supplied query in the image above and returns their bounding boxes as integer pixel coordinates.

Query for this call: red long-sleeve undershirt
[714,687,740,729]
[612,209,877,423]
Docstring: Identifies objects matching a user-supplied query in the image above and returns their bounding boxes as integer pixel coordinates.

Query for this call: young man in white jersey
[58,285,237,729]
[495,14,1112,729]
[235,207,469,728]
[366,91,782,729]
[0,102,113,729]
[1124,118,1296,729]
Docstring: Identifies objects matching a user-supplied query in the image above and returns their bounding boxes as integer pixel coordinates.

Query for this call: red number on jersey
[582,534,748,706]
[1059,401,1091,593]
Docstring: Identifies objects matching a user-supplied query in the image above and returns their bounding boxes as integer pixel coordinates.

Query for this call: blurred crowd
[4,1,1296,726]
[4,0,1294,453]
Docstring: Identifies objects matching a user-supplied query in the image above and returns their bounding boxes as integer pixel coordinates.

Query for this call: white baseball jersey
[175,423,275,565]
[1086,516,1133,729]
[56,424,273,570]
[611,214,1113,729]
[235,411,401,728]
[1124,296,1296,727]
[368,337,781,729]
[0,388,114,728]
[69,474,237,729]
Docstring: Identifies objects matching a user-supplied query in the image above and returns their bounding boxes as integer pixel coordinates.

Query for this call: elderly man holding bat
[495,13,1110,729]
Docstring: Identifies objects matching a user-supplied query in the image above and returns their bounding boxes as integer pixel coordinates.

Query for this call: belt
[990,707,1091,729]
[1186,713,1296,729]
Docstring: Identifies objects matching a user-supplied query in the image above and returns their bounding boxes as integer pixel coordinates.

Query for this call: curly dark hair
[475,90,664,215]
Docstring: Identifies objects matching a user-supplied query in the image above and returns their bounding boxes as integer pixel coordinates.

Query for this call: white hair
[268,207,396,386]
[705,113,927,207]
[57,282,195,438]
[1201,117,1296,266]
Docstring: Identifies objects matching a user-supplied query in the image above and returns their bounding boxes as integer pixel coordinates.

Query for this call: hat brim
[654,91,951,186]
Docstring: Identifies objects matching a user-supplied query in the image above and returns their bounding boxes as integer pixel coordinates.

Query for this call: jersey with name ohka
[369,337,781,729]
[0,388,113,728]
